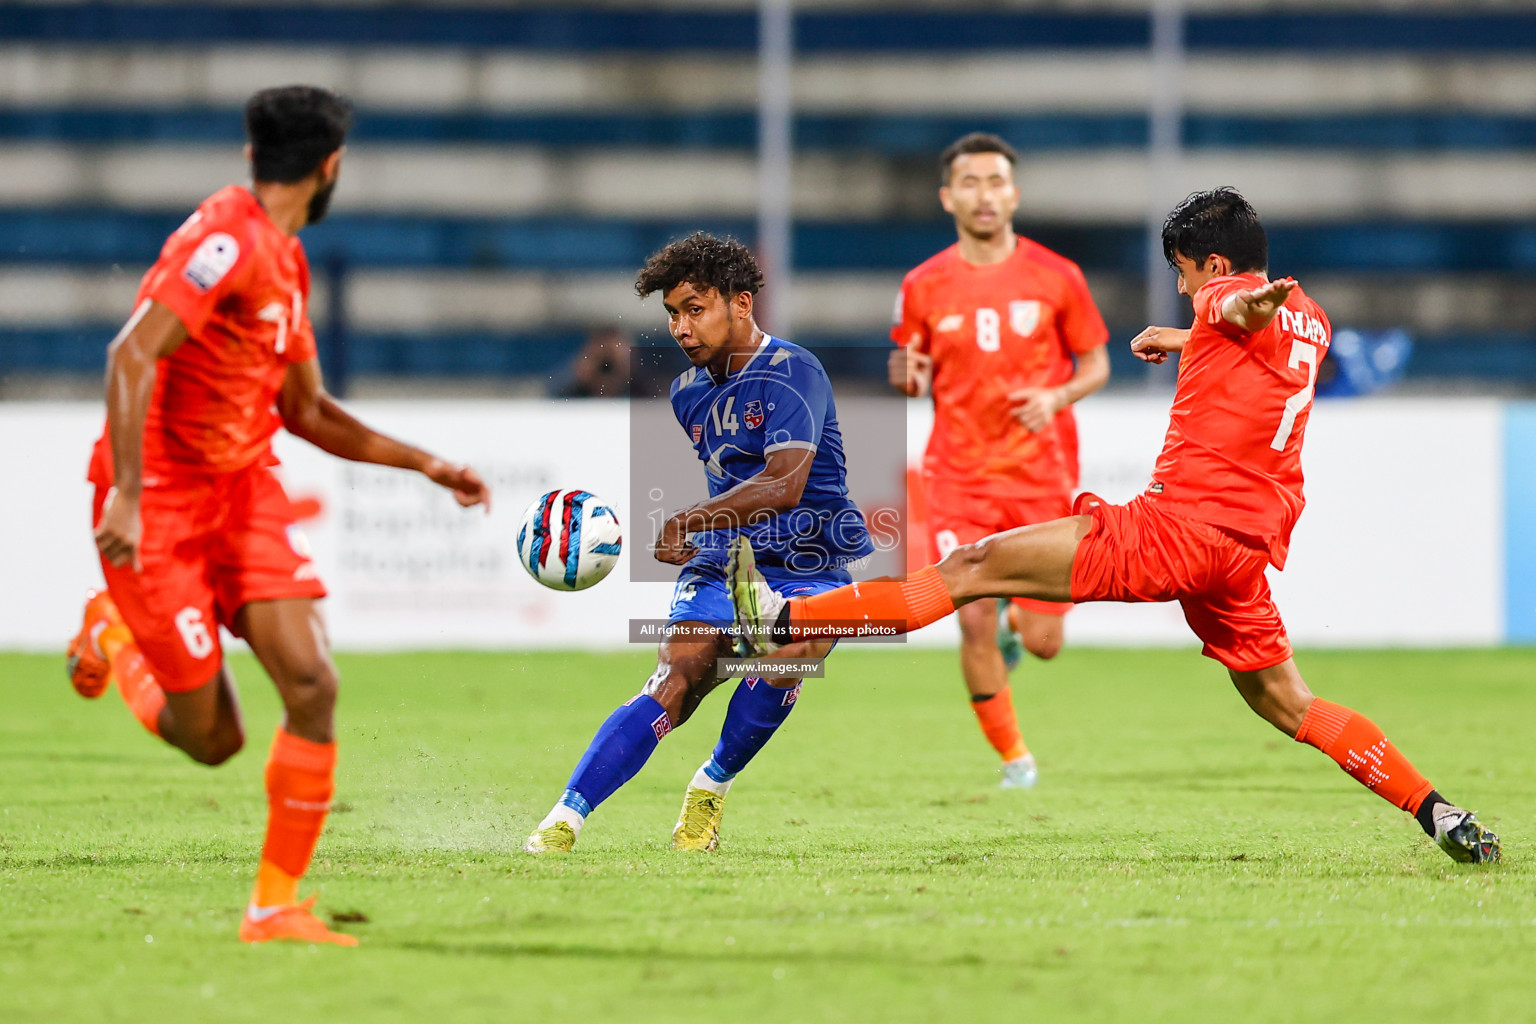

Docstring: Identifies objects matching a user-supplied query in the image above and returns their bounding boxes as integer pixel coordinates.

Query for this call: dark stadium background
[0,2,1531,396]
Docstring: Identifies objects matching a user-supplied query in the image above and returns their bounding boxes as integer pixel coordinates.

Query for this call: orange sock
[1294,698,1435,814]
[100,624,164,738]
[791,565,955,638]
[251,728,337,910]
[972,686,1028,762]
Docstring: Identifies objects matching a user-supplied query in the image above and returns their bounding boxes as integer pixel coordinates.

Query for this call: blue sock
[564,694,673,812]
[707,677,801,781]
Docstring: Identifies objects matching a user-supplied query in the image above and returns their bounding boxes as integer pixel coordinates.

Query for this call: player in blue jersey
[525,232,873,853]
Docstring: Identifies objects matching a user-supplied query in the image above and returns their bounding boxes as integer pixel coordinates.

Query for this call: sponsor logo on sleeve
[936,313,964,333]
[692,423,703,443]
[183,232,240,292]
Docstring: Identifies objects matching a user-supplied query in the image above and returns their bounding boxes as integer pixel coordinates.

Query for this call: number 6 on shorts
[175,606,216,659]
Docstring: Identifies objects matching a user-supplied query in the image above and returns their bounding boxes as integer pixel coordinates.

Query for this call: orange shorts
[1069,496,1291,672]
[927,484,1073,617]
[92,464,326,692]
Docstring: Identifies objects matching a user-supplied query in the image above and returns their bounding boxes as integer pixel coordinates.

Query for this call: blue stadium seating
[1,2,1531,388]
[2,6,1533,52]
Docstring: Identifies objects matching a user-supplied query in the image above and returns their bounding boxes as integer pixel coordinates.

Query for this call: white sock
[690,765,733,796]
[537,802,585,836]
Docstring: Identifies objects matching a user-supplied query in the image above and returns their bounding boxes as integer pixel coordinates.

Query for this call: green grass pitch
[1,646,1531,1023]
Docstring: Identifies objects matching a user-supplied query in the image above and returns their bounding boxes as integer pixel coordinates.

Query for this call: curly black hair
[634,231,764,300]
[1161,186,1267,274]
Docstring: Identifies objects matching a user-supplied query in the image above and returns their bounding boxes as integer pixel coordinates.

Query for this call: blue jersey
[669,336,872,577]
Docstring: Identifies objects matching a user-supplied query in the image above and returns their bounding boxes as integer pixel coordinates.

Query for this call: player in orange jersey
[733,188,1498,863]
[890,133,1109,789]
[65,86,492,944]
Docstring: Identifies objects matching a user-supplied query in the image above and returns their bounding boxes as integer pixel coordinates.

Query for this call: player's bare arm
[95,300,190,570]
[887,345,933,398]
[1129,325,1191,364]
[277,357,491,510]
[653,447,814,565]
[1222,277,1297,333]
[1007,344,1110,433]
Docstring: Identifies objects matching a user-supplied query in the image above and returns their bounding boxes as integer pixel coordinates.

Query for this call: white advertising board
[902,397,1504,650]
[0,397,1505,652]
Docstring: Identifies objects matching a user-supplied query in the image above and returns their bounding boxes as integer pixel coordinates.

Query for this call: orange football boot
[65,589,121,699]
[239,896,359,947]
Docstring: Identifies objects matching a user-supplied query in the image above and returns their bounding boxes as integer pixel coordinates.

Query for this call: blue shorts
[668,561,849,630]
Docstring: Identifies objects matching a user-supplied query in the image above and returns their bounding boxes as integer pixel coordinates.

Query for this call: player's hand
[1129,325,1190,364]
[653,514,697,566]
[1224,278,1296,332]
[424,459,491,511]
[1007,386,1063,433]
[888,347,932,397]
[94,487,143,571]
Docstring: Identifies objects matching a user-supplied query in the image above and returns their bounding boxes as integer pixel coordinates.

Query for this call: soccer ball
[516,489,622,591]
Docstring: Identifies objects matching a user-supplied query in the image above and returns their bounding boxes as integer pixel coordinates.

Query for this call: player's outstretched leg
[1232,660,1501,864]
[730,537,954,653]
[527,631,720,853]
[730,520,1085,654]
[728,527,1078,790]
[236,598,357,946]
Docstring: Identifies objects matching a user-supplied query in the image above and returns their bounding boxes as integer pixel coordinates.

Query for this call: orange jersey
[1144,274,1331,569]
[90,186,318,484]
[893,238,1108,498]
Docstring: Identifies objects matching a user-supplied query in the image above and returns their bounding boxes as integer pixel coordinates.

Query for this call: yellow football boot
[671,785,726,852]
[524,821,576,854]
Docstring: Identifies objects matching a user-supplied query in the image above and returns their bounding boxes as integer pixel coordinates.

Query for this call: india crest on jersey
[1010,300,1041,338]
[743,400,765,430]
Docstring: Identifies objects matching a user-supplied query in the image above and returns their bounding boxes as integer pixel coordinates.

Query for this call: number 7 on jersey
[1270,339,1319,452]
